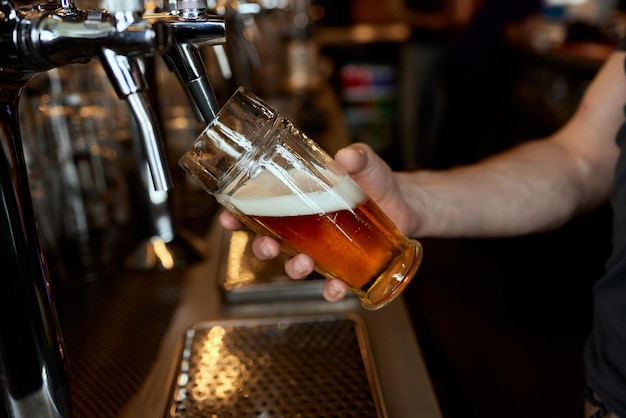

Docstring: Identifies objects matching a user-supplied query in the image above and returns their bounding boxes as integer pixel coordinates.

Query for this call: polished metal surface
[99,5,225,268]
[218,230,327,303]
[0,1,225,416]
[165,315,387,418]
[99,50,172,191]
[0,84,73,418]
[149,11,225,123]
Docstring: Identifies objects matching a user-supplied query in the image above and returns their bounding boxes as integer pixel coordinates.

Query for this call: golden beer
[217,170,422,309]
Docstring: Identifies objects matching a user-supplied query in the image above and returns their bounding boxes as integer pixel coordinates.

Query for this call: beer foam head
[217,169,365,216]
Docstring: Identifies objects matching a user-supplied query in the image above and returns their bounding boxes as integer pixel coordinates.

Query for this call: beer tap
[147,0,224,123]
[0,1,225,416]
[111,0,227,270]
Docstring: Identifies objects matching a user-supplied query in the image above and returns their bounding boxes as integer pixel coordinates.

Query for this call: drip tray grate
[165,314,387,417]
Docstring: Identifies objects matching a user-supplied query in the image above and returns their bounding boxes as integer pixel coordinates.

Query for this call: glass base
[360,239,423,310]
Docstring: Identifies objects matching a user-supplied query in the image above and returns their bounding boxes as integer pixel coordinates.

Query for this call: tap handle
[178,0,207,8]
[176,0,207,11]
[167,0,208,15]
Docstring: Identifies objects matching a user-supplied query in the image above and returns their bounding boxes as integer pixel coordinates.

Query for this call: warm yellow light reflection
[191,326,247,403]
[224,232,256,289]
[151,237,174,269]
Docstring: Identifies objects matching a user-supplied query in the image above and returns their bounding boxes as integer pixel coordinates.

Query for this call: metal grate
[165,315,387,418]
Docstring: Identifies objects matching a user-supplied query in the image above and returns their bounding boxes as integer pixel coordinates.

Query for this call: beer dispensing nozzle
[95,0,171,191]
[145,0,225,123]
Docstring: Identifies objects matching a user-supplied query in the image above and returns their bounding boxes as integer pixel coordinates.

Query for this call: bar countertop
[116,220,442,418]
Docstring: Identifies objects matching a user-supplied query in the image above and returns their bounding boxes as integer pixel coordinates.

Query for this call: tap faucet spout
[147,2,226,123]
[98,46,172,191]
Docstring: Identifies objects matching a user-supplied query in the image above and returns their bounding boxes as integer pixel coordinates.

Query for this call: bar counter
[116,219,442,418]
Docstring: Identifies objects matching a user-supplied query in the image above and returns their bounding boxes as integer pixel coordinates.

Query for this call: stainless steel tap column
[0,79,73,418]
[0,1,225,416]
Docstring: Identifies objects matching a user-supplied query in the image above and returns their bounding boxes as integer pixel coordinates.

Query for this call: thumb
[334,142,396,202]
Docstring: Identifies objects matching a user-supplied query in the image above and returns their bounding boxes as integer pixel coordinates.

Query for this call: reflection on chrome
[151,237,175,270]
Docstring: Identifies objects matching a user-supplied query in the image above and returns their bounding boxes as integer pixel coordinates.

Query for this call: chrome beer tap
[147,0,225,123]
[0,1,225,415]
[98,0,226,270]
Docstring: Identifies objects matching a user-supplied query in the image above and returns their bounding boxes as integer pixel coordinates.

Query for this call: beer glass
[179,87,423,310]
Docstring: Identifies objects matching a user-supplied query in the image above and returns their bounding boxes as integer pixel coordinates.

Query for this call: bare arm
[400,51,624,238]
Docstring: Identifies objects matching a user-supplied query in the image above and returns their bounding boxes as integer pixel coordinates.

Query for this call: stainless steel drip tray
[218,230,330,304]
[164,314,387,418]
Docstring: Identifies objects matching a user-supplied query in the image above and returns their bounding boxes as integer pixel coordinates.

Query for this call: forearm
[402,138,614,238]
[399,49,626,239]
